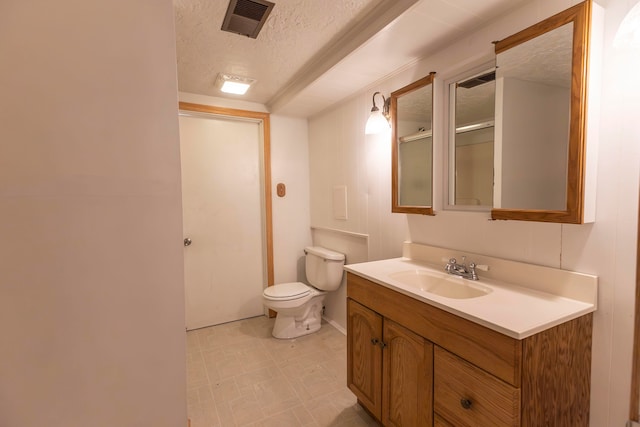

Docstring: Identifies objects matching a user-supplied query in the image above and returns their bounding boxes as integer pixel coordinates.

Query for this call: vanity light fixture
[614,0,640,49]
[216,73,256,95]
[365,91,391,134]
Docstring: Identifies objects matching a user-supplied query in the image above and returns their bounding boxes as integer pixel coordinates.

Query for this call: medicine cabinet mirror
[447,67,496,210]
[491,1,592,223]
[391,72,435,215]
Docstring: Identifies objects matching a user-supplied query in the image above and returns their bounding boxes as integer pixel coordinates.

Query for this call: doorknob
[184,238,192,247]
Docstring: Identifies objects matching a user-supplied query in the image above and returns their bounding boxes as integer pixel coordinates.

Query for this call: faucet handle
[472,264,490,272]
[444,258,456,272]
[467,262,489,280]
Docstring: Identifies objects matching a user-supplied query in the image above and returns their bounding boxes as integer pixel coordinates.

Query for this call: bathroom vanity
[345,243,597,427]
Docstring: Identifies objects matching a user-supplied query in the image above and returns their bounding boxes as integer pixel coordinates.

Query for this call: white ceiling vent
[221,0,275,39]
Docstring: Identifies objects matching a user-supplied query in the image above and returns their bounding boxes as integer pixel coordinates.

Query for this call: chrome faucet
[444,256,480,280]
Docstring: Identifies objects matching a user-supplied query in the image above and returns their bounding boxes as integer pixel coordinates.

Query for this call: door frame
[178,101,275,300]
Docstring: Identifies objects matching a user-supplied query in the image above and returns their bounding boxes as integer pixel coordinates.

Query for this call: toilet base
[271,296,324,339]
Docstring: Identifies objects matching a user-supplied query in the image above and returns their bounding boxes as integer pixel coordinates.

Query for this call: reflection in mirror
[491,1,592,223]
[494,23,572,211]
[398,128,432,206]
[448,69,495,209]
[391,72,435,215]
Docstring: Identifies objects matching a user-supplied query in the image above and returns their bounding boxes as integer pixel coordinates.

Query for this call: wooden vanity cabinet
[348,299,433,426]
[347,299,383,417]
[346,272,593,427]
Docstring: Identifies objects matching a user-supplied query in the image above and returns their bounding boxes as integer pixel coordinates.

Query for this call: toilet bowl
[262,246,345,339]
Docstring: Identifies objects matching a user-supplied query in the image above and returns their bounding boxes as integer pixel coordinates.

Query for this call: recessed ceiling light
[216,73,256,95]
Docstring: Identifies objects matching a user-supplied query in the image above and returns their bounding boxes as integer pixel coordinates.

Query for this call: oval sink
[388,269,492,299]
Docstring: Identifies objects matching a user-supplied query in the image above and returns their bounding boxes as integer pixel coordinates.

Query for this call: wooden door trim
[178,102,275,292]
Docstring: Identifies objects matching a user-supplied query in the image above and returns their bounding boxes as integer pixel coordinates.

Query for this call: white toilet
[262,246,345,339]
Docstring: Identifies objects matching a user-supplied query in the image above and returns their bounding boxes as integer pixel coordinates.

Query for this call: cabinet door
[382,319,434,427]
[347,299,383,419]
[434,414,456,427]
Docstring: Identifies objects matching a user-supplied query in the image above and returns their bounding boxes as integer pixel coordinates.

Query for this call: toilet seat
[263,282,312,301]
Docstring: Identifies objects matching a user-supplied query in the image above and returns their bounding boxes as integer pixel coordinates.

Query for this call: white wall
[270,116,313,283]
[308,0,640,425]
[0,1,187,426]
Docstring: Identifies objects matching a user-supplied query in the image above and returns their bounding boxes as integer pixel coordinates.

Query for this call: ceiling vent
[457,71,496,89]
[221,0,275,39]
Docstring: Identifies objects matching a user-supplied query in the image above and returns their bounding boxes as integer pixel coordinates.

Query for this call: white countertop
[344,256,596,339]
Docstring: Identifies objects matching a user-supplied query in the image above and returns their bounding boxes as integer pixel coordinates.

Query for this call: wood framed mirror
[491,1,592,223]
[391,72,436,215]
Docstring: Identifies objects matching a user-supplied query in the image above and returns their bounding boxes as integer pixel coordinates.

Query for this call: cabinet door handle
[371,338,379,345]
[460,398,472,410]
[379,341,387,349]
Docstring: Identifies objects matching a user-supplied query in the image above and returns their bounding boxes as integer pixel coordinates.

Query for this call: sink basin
[388,269,492,299]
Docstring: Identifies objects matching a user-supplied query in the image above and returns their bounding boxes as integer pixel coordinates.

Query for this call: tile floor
[186,315,379,427]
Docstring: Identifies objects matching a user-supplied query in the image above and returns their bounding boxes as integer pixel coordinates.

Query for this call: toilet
[262,246,345,339]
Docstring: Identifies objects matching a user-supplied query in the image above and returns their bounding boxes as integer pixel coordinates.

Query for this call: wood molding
[491,1,591,224]
[391,72,436,216]
[178,101,275,304]
[179,102,269,122]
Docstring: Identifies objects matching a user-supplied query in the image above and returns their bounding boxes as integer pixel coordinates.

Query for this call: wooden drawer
[434,346,520,427]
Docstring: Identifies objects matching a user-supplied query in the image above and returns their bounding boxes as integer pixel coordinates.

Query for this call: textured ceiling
[497,23,573,88]
[174,0,381,103]
[174,0,532,118]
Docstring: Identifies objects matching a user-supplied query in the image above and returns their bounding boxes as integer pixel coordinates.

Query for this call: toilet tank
[304,246,345,291]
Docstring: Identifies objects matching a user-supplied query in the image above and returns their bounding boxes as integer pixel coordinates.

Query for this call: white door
[179,114,265,330]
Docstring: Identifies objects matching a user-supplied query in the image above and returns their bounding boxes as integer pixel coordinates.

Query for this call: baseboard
[323,316,346,335]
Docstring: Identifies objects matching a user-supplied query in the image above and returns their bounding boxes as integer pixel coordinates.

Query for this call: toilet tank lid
[304,246,345,261]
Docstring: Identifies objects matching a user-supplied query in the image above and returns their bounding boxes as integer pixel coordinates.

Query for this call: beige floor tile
[186,316,373,427]
[282,359,344,400]
[188,401,220,427]
[251,406,317,427]
[289,405,318,426]
[211,377,241,403]
[253,376,303,417]
[304,388,370,426]
[187,330,201,350]
[188,358,210,390]
[229,393,265,426]
[235,366,281,389]
[215,400,238,427]
[211,353,249,380]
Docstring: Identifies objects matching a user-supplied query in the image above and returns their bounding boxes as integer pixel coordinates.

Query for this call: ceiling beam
[266,0,419,113]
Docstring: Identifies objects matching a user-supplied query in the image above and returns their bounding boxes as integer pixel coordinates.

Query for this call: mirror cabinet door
[391,72,436,215]
[447,68,496,210]
[491,1,591,223]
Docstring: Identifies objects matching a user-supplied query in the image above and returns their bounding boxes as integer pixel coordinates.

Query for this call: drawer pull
[371,338,379,345]
[460,398,472,410]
